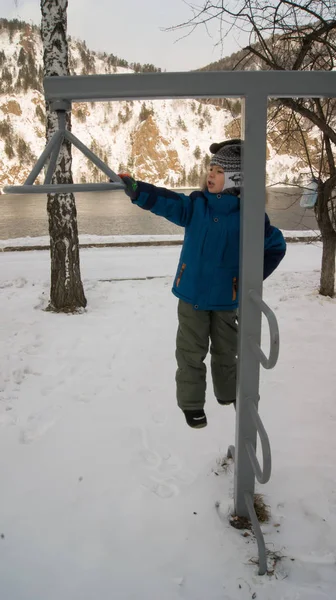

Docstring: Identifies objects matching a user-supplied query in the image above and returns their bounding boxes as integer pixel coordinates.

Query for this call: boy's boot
[183,409,207,429]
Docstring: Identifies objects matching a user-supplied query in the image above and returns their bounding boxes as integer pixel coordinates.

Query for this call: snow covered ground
[0,230,320,250]
[0,242,335,600]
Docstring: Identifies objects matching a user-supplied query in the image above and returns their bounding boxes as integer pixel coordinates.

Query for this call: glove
[118,173,139,200]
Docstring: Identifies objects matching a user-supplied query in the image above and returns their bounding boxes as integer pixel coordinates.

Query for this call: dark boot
[183,409,207,429]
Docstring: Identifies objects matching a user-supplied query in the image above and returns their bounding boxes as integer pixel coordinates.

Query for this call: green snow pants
[175,299,238,411]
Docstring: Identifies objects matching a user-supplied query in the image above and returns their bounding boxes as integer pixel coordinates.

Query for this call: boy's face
[207,165,225,194]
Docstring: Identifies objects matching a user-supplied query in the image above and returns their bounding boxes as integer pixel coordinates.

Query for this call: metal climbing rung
[3,103,126,195]
[227,401,272,482]
[245,401,272,484]
[249,290,280,370]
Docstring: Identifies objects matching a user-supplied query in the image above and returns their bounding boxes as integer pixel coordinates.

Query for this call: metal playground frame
[4,70,336,575]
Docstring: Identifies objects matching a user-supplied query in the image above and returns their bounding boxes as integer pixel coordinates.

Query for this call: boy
[120,139,286,428]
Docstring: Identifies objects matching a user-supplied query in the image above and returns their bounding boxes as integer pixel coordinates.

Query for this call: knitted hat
[209,138,242,171]
[209,138,242,193]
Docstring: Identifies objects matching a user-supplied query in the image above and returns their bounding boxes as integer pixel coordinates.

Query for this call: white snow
[0,233,185,248]
[0,230,319,250]
[0,242,335,599]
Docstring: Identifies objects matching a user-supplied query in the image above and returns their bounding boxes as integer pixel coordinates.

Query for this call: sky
[0,0,249,71]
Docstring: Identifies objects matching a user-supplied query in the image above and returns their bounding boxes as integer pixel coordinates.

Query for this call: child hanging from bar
[119,139,286,429]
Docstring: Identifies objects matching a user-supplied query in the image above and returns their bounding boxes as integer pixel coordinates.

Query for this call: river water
[0,186,317,239]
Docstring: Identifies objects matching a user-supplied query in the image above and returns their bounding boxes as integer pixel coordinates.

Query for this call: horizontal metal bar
[3,183,125,195]
[249,289,280,369]
[44,71,336,103]
[245,401,272,484]
[244,492,268,576]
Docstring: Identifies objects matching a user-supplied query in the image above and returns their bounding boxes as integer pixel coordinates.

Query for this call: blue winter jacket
[132,182,286,311]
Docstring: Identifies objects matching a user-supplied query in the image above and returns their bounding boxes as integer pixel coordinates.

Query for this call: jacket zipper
[232,277,238,301]
[176,263,186,287]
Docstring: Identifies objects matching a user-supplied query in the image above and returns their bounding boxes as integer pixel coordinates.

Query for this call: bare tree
[168,0,336,296]
[40,0,87,311]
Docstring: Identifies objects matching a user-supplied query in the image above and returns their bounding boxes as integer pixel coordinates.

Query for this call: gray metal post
[233,93,268,517]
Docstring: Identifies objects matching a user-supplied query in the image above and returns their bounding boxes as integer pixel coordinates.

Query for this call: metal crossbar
[43,71,335,100]
[2,69,335,575]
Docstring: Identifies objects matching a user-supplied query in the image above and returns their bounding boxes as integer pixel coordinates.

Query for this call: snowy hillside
[0,19,311,189]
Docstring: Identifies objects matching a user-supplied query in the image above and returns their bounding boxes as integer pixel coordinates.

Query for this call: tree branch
[281,0,328,26]
[292,20,336,70]
[279,98,336,146]
[243,44,284,69]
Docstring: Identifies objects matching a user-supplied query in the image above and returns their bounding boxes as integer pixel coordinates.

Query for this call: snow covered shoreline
[0,230,321,252]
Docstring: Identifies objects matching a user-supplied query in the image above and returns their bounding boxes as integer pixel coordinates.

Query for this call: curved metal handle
[245,401,271,484]
[249,289,279,369]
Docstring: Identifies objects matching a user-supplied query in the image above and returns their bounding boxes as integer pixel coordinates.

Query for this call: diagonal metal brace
[3,106,125,195]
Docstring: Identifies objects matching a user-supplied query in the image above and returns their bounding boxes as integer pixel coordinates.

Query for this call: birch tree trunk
[40,0,87,311]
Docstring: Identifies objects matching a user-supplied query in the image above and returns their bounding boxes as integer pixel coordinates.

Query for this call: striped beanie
[209,138,242,193]
[209,139,241,171]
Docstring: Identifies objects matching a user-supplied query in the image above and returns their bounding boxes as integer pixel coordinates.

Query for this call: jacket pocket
[207,267,239,307]
[176,263,186,287]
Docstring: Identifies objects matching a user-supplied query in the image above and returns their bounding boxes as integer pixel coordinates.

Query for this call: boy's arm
[120,175,193,228]
[263,214,286,279]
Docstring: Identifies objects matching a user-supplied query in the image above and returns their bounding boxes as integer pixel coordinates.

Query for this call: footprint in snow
[132,426,195,498]
[0,408,17,427]
[19,407,60,444]
[12,366,41,387]
[144,476,179,499]
[138,446,161,469]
